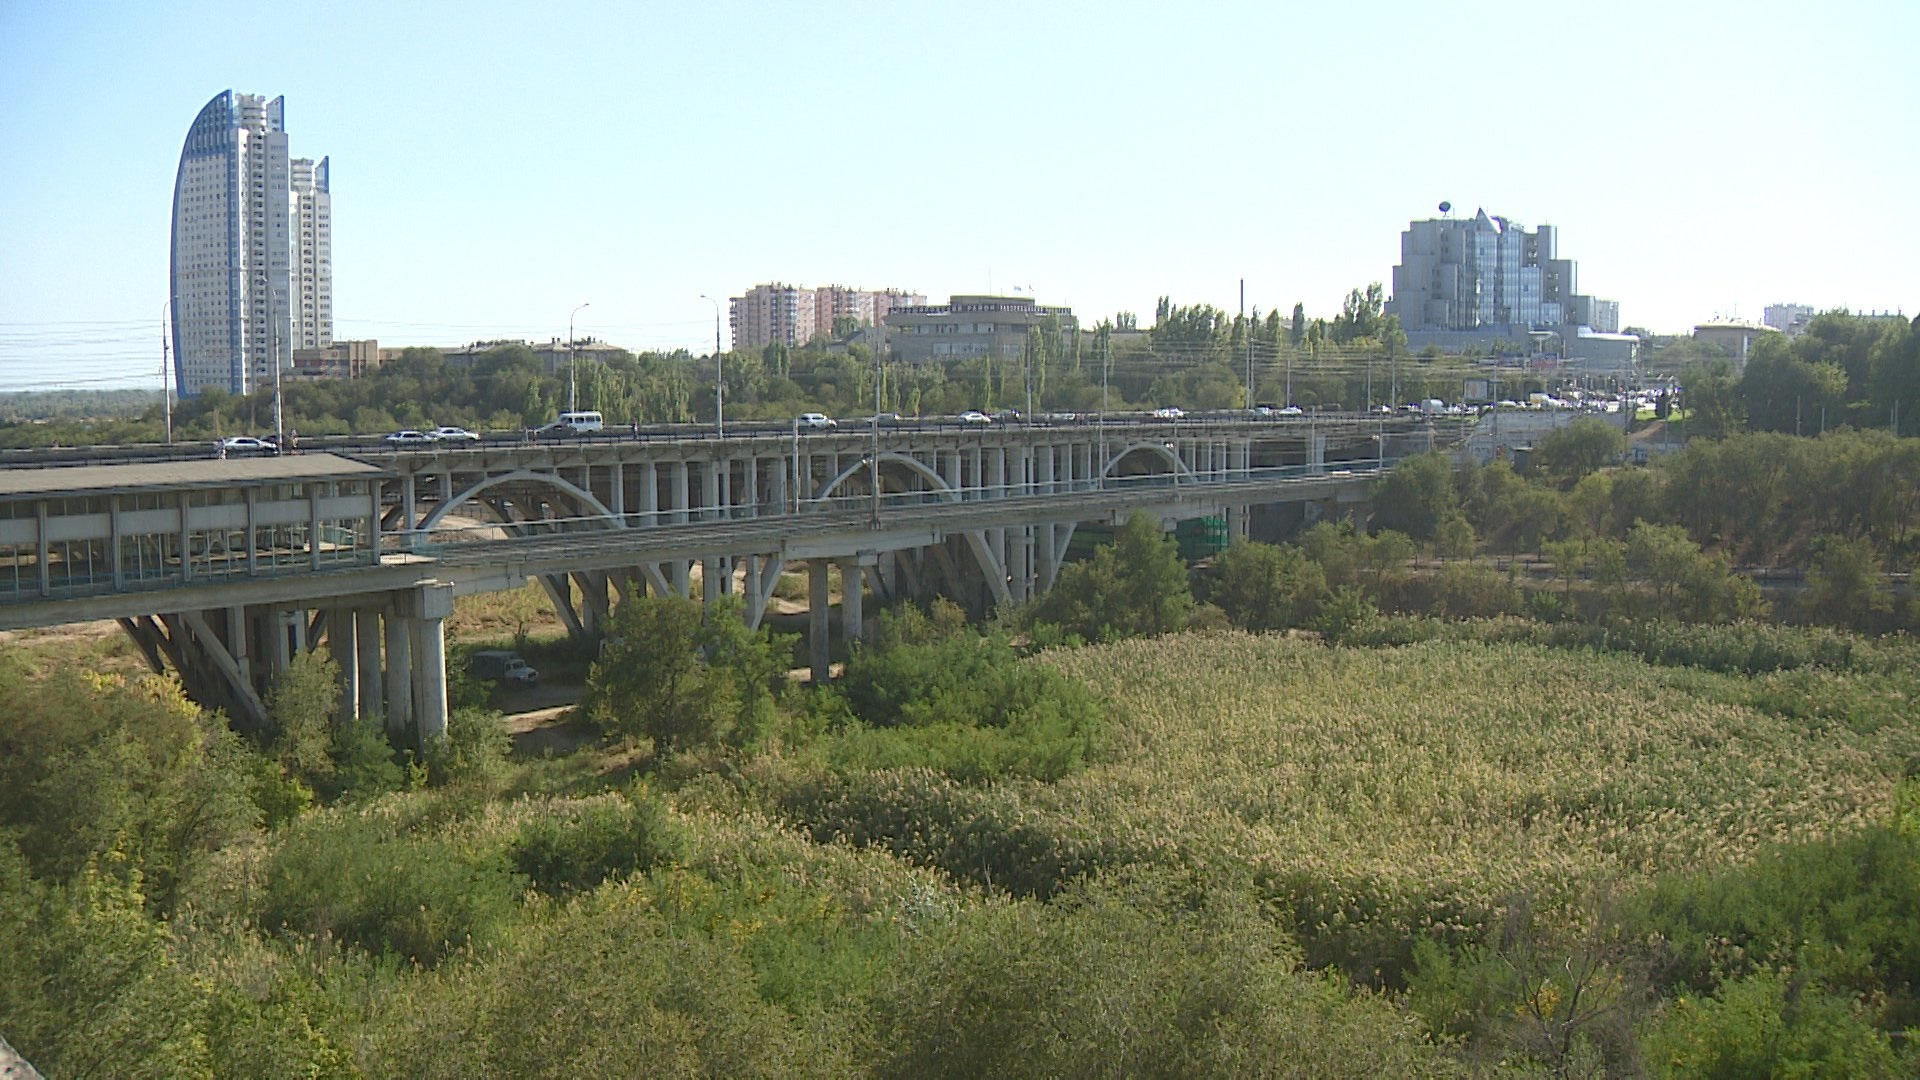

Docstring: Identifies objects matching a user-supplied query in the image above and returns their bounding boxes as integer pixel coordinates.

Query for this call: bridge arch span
[417,469,622,535]
[1101,441,1196,482]
[811,452,956,506]
[809,452,1010,604]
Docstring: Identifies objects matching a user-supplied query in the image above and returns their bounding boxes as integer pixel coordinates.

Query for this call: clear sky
[1,0,1914,392]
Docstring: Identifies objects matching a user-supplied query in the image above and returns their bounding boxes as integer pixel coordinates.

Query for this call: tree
[1331,283,1386,345]
[1290,303,1307,347]
[1532,419,1626,489]
[1803,534,1891,631]
[586,595,787,752]
[1031,512,1194,642]
[1371,453,1456,541]
[1202,541,1327,632]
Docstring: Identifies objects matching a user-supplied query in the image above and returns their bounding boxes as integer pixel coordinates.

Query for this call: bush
[255,810,523,966]
[871,870,1454,1078]
[1628,827,1920,1032]
[428,706,513,789]
[1638,971,1905,1079]
[510,791,685,895]
[780,768,1153,899]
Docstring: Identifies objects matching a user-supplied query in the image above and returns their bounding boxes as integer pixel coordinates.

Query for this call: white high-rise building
[169,91,330,396]
[289,157,332,351]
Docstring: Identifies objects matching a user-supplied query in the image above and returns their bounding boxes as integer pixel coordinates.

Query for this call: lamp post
[699,294,723,435]
[567,302,590,414]
[160,300,173,445]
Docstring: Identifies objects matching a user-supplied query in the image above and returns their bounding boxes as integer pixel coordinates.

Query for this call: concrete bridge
[0,414,1432,747]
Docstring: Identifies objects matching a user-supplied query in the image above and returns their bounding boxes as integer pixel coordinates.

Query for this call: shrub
[871,870,1454,1078]
[1638,971,1904,1079]
[255,810,523,966]
[780,768,1152,899]
[509,791,685,895]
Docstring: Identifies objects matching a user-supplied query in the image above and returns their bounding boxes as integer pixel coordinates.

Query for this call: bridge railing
[390,459,1388,555]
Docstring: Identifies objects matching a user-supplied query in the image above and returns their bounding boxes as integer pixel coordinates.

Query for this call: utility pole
[870,346,882,528]
[568,302,590,414]
[160,301,173,445]
[699,295,723,434]
[1241,279,1252,408]
[272,319,284,448]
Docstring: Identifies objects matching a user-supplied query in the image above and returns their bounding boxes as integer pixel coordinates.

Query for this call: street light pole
[699,294,723,435]
[568,302,590,414]
[160,300,173,445]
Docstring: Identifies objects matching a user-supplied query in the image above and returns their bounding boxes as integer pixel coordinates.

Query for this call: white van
[541,410,604,436]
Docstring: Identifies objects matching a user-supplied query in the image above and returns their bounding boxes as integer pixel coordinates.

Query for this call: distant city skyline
[2,0,1915,392]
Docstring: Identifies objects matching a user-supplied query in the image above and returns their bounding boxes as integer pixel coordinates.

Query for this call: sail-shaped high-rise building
[169,91,330,397]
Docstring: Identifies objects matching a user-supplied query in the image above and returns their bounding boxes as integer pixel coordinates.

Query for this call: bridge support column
[671,462,689,525]
[329,607,358,724]
[384,610,412,742]
[840,555,865,646]
[410,583,453,747]
[356,608,384,722]
[702,459,721,523]
[640,462,658,527]
[808,559,831,684]
[702,558,721,605]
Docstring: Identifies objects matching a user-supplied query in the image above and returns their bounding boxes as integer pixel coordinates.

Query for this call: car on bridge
[215,436,277,457]
[956,410,992,425]
[1151,406,1185,420]
[428,425,481,442]
[385,429,437,447]
[796,412,837,430]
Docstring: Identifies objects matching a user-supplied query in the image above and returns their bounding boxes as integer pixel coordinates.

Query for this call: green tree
[0,658,258,912]
[1202,541,1328,632]
[1532,419,1626,489]
[1371,453,1456,541]
[1032,512,1194,642]
[1803,534,1891,631]
[1331,283,1386,345]
[586,595,787,753]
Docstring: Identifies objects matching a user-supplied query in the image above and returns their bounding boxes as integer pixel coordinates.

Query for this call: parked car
[796,412,837,430]
[215,436,277,457]
[429,425,481,442]
[467,649,539,685]
[956,410,992,425]
[385,429,436,446]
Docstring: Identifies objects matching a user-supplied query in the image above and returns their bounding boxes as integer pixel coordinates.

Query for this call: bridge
[0,414,1437,747]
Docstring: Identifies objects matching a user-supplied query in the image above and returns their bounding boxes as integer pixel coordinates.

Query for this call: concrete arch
[417,469,622,535]
[811,451,956,506]
[808,452,1011,606]
[1101,440,1196,482]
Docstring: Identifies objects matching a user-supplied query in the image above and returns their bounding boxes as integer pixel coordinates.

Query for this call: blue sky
[1,0,1914,391]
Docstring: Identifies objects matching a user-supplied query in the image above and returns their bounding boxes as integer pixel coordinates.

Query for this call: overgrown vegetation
[9,364,1920,1074]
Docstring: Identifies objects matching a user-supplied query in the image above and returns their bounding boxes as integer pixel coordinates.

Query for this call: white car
[956,410,992,425]
[796,412,837,430]
[429,425,480,442]
[385,429,436,446]
[1151,406,1185,420]
[215,436,276,456]
[1279,405,1304,415]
